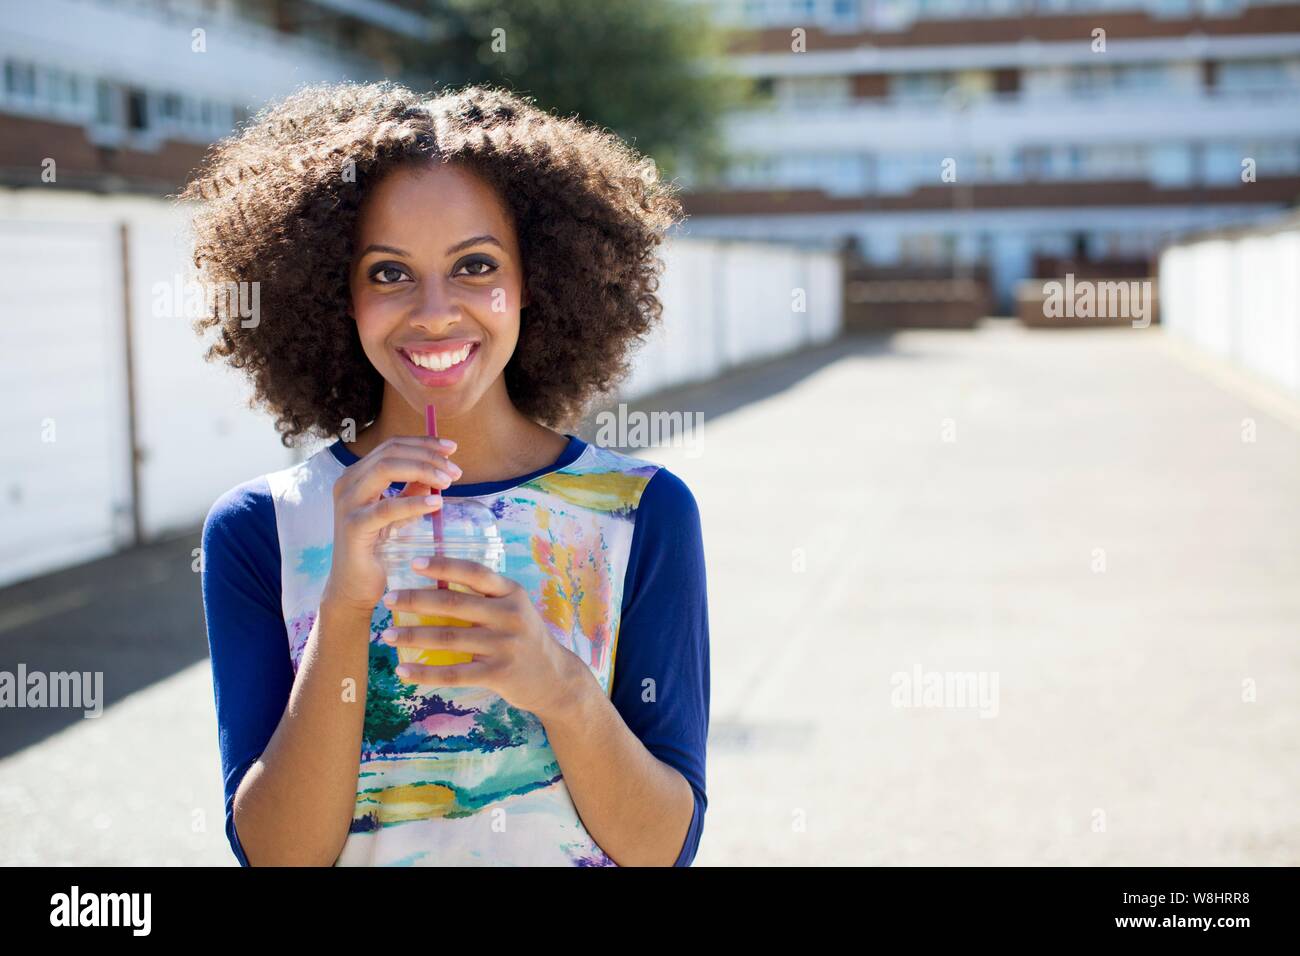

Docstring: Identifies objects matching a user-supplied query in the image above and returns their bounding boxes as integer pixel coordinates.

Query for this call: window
[126,89,149,131]
[4,60,37,100]
[891,72,955,102]
[160,93,182,121]
[95,80,117,125]
[1256,139,1300,174]
[736,0,863,24]
[1067,63,1172,95]
[46,68,69,105]
[900,233,957,265]
[1017,148,1050,180]
[1080,144,1147,179]
[1150,143,1194,187]
[1197,140,1300,184]
[725,155,774,188]
[1200,0,1243,15]
[1216,58,1300,92]
[1029,232,1075,259]
[776,76,851,107]
[4,59,245,141]
[831,0,858,19]
[876,153,945,193]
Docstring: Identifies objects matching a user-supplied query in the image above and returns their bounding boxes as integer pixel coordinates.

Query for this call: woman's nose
[408,276,462,331]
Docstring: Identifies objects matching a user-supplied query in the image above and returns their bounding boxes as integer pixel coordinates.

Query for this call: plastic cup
[376,498,505,667]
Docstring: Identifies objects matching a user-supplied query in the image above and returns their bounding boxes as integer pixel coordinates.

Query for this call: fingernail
[434,469,453,485]
[436,438,457,450]
[424,495,441,507]
[447,464,464,479]
[383,592,397,607]
[379,628,395,643]
[412,557,429,570]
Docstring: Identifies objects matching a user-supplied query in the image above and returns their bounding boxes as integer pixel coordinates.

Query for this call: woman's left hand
[379,556,587,718]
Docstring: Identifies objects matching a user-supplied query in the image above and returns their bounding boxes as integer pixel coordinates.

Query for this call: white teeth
[408,344,472,371]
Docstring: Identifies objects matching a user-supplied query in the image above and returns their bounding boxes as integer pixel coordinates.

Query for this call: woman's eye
[371,264,410,284]
[455,256,497,277]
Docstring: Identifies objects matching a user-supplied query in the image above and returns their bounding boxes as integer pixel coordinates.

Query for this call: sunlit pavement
[679,326,1300,866]
[3,325,1299,865]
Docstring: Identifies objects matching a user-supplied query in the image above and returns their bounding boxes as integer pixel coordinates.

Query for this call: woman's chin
[398,383,475,420]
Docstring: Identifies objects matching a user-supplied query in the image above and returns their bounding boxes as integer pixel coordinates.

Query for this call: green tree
[404,0,751,183]
[363,643,416,748]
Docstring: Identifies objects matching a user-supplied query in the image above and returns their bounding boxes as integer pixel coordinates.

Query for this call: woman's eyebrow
[357,236,503,259]
[358,243,411,258]
[446,235,502,255]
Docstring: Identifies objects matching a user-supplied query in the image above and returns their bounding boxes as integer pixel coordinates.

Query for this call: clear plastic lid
[377,497,504,562]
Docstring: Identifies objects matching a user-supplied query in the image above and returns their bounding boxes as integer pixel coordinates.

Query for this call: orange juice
[394,587,474,666]
[376,499,505,673]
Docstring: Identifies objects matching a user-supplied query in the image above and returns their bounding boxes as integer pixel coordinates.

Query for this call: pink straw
[425,403,448,591]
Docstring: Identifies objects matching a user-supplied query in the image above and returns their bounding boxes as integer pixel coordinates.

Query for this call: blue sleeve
[610,467,711,866]
[200,477,293,867]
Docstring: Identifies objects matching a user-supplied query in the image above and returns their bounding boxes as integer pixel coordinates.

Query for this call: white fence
[0,218,135,584]
[621,236,843,399]
[0,191,843,588]
[1158,213,1300,396]
[0,191,299,587]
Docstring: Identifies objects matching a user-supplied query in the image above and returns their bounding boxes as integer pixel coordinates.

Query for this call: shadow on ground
[577,332,900,447]
[0,533,206,757]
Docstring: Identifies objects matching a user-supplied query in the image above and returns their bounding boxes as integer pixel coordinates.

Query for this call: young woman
[189,83,709,867]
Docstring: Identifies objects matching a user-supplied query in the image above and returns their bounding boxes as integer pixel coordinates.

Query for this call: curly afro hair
[180,82,683,445]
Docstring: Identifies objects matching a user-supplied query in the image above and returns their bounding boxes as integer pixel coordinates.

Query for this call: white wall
[124,206,300,538]
[1159,217,1300,395]
[620,238,843,400]
[0,190,295,587]
[0,219,134,585]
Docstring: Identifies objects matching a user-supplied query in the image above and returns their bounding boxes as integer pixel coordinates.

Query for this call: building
[684,0,1300,310]
[0,0,432,194]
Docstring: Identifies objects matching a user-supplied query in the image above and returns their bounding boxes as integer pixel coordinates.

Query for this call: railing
[64,0,378,68]
[711,0,1284,30]
[731,85,1300,117]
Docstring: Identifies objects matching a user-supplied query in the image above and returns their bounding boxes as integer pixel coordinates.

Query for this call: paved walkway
[3,326,1298,865]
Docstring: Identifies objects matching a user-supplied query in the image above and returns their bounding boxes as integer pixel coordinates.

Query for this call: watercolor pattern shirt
[201,434,709,866]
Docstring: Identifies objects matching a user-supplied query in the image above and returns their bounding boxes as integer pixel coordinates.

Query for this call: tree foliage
[404,0,751,182]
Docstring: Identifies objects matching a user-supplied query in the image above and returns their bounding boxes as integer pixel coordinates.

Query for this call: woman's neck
[348,381,569,486]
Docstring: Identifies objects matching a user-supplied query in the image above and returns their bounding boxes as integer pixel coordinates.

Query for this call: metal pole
[119,221,143,547]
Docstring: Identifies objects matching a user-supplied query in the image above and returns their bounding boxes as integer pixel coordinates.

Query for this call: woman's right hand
[321,435,462,614]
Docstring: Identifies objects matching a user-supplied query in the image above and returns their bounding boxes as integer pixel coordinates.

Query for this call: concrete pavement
[2,325,1298,865]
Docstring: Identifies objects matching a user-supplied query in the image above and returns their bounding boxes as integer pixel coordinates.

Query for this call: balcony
[0,0,380,109]
[724,86,1300,153]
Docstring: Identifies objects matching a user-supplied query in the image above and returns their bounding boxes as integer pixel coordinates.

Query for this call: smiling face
[350,160,527,423]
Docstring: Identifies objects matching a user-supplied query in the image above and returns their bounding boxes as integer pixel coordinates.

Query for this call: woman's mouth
[398,341,480,387]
